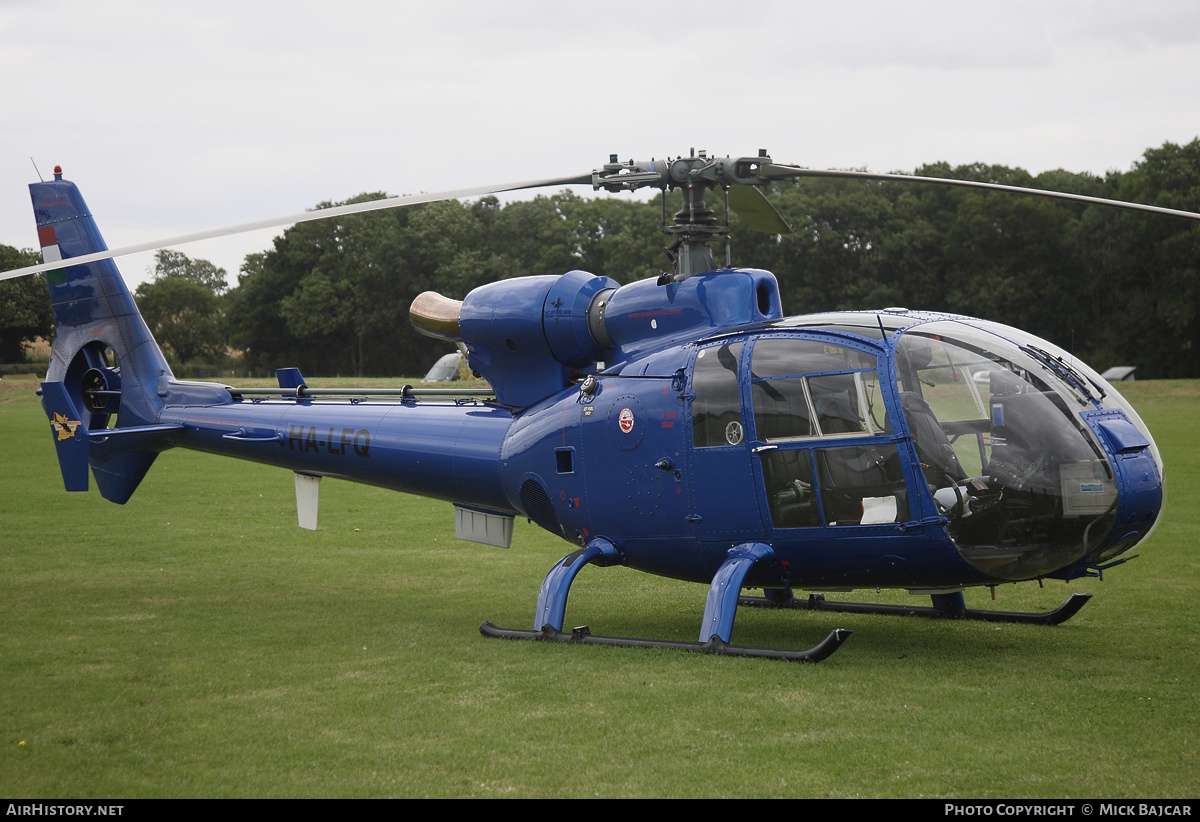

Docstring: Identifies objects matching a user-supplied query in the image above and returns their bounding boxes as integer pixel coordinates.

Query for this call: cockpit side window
[692,343,744,448]
[750,338,879,442]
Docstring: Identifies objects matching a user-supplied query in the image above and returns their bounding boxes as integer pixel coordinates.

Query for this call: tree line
[2,139,1197,378]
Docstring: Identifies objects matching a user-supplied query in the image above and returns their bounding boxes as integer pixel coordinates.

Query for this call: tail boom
[155,392,515,513]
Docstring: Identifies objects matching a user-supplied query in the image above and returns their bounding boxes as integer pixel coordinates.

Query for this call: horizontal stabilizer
[87,424,184,441]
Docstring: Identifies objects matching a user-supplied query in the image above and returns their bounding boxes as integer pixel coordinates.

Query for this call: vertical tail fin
[33,169,174,502]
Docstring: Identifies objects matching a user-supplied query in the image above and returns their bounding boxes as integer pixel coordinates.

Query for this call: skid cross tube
[739,592,1093,625]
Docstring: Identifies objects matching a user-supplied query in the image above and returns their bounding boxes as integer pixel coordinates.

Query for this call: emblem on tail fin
[51,412,80,441]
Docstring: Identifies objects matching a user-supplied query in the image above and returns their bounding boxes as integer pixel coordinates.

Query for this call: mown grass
[0,374,1196,798]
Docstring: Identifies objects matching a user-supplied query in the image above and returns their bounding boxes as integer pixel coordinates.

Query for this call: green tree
[146,249,229,294]
[231,194,427,376]
[226,251,308,373]
[1108,140,1200,376]
[134,250,227,364]
[745,173,905,315]
[0,245,52,364]
[751,163,1104,359]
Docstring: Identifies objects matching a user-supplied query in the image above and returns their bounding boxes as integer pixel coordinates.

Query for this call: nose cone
[1076,400,1164,567]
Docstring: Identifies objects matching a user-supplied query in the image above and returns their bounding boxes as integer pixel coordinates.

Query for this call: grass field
[0,373,1196,798]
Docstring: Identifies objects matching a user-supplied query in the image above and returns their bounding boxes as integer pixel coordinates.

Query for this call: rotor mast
[593,149,776,282]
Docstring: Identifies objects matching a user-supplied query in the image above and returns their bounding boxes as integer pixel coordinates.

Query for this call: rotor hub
[592,150,778,282]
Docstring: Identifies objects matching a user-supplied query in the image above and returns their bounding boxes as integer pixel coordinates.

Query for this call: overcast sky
[2,0,1198,288]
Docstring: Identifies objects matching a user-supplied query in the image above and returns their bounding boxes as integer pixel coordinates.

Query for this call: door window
[750,337,906,528]
[692,343,744,447]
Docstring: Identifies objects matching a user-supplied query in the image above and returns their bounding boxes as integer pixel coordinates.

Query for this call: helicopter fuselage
[142,286,1161,596]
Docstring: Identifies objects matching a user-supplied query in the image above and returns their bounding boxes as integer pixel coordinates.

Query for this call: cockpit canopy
[734,312,1162,582]
[893,318,1159,579]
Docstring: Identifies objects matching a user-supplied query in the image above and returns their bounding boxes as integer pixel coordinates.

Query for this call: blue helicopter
[5,152,1185,662]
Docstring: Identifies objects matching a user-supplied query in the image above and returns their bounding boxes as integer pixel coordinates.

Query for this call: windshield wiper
[1020,345,1106,404]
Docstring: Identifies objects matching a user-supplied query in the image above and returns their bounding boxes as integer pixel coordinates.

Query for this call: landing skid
[739,591,1093,625]
[481,538,852,663]
[479,622,852,663]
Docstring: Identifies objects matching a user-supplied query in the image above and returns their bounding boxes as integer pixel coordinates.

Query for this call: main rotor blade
[760,164,1200,223]
[728,184,794,234]
[1,172,593,282]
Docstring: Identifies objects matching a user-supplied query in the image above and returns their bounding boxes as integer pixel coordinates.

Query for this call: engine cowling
[410,267,783,408]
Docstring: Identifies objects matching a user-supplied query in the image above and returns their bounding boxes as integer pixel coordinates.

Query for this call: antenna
[30,158,44,182]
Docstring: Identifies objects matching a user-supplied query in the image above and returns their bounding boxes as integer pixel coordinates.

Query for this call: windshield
[895,322,1121,580]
